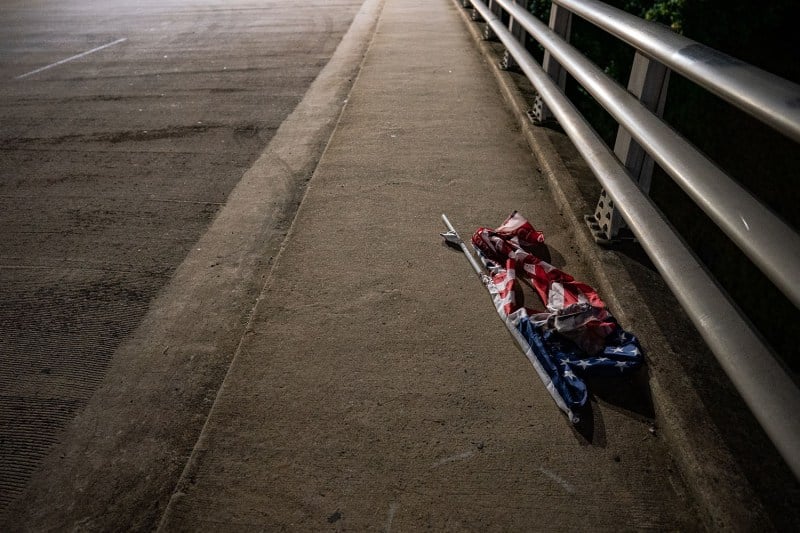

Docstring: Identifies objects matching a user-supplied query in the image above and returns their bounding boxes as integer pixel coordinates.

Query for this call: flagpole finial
[440,230,461,246]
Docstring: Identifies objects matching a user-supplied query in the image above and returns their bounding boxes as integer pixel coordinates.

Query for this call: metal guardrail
[554,0,800,144]
[464,0,800,479]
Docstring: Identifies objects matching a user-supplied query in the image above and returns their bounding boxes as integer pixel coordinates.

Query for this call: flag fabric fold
[471,211,642,423]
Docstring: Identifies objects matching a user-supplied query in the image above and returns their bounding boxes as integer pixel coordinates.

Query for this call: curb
[154,0,388,529]
[450,1,770,530]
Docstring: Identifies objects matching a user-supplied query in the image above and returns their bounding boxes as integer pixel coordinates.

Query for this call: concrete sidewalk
[158,0,696,530]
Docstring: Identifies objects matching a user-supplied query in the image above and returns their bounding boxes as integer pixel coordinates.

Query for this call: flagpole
[440,213,485,277]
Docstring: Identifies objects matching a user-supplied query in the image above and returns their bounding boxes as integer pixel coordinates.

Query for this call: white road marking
[431,450,475,468]
[15,38,127,80]
[538,467,576,494]
[385,502,398,533]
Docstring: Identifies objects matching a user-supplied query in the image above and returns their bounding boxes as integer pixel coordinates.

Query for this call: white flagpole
[440,213,485,277]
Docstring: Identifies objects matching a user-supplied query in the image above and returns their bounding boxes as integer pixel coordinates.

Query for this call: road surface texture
[0,0,365,529]
[155,0,699,530]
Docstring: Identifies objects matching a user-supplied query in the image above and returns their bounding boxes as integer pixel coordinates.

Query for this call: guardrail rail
[461,0,800,479]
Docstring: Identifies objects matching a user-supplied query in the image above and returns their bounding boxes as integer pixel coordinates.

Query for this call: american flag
[471,212,642,423]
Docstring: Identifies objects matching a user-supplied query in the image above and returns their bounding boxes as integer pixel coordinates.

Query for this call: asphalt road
[0,0,363,524]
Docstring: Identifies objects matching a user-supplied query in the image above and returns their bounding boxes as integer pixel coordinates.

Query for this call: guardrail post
[586,51,671,243]
[502,0,530,70]
[471,0,483,21]
[533,4,572,122]
[483,1,504,40]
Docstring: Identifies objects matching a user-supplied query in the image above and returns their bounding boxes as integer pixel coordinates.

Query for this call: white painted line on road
[537,467,576,494]
[431,450,475,468]
[385,502,398,533]
[15,38,127,80]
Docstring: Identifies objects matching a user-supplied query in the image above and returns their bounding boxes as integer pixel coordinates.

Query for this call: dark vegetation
[528,0,800,371]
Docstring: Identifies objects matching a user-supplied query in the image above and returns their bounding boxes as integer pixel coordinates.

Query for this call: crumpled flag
[472,211,642,423]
